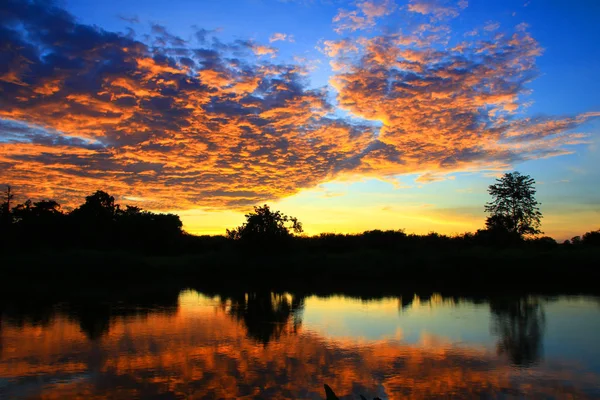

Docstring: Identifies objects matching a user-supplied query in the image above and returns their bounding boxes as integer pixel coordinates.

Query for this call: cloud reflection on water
[0,290,598,399]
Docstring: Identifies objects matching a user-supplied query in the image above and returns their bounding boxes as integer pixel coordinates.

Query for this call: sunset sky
[1,0,599,239]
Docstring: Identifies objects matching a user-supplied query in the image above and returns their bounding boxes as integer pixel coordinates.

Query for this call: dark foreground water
[1,290,600,399]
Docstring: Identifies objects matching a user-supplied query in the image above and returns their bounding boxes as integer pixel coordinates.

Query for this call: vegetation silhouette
[485,171,542,237]
[581,229,600,246]
[1,171,599,291]
[226,204,303,244]
[1,188,183,253]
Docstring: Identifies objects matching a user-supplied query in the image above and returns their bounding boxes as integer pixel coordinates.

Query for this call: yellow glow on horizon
[178,186,486,237]
[176,182,599,241]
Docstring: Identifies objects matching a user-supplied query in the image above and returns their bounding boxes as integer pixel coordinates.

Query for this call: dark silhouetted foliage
[1,188,183,253]
[582,229,600,246]
[1,185,14,228]
[226,204,303,242]
[485,172,542,237]
[526,236,558,249]
[1,182,599,283]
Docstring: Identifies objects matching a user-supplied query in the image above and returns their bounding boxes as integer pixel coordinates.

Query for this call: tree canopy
[226,205,303,241]
[0,187,183,252]
[484,171,542,237]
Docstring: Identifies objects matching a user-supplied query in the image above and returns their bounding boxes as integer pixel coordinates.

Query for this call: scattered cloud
[416,173,450,183]
[483,21,500,31]
[407,0,468,20]
[118,14,140,24]
[269,33,295,43]
[250,43,278,56]
[150,24,186,47]
[0,0,597,211]
[321,39,359,57]
[333,0,396,33]
[326,23,597,184]
[0,0,373,208]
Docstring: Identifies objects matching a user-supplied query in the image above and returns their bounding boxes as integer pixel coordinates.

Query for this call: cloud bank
[0,0,596,209]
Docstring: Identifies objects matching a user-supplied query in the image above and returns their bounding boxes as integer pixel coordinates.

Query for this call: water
[1,290,599,399]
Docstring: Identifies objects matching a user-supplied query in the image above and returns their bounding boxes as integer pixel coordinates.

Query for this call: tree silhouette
[485,172,542,237]
[72,190,117,220]
[582,229,600,246]
[226,204,303,241]
[13,200,62,221]
[0,185,14,228]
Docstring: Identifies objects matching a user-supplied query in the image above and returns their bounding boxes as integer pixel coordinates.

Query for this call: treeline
[1,187,599,255]
[0,189,184,252]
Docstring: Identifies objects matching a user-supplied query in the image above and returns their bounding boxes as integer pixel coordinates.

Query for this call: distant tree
[73,190,117,219]
[68,190,119,248]
[484,172,542,237]
[226,205,303,241]
[11,199,32,223]
[115,207,183,251]
[1,185,14,226]
[582,229,600,246]
[3,185,14,210]
[13,199,62,223]
[33,200,62,215]
[527,236,557,249]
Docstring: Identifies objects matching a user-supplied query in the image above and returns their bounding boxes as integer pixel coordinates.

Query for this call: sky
[0,0,599,240]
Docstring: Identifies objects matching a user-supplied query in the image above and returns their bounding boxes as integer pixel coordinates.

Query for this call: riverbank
[2,246,599,295]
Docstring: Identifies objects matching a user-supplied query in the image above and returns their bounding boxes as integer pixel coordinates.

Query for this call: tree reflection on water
[490,297,545,367]
[1,289,598,399]
[223,292,305,345]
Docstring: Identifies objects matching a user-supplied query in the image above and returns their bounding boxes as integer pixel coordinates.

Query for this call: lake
[1,289,599,399]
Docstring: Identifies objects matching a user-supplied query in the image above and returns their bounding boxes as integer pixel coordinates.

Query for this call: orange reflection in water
[0,291,598,399]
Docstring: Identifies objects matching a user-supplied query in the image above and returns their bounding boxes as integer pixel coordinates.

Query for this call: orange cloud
[0,0,597,213]
[269,33,294,43]
[251,43,278,57]
[327,26,597,183]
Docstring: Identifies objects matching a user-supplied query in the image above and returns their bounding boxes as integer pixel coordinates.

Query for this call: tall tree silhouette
[1,185,14,228]
[485,172,542,237]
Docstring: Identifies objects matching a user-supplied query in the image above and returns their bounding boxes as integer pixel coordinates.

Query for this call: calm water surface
[1,290,600,399]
